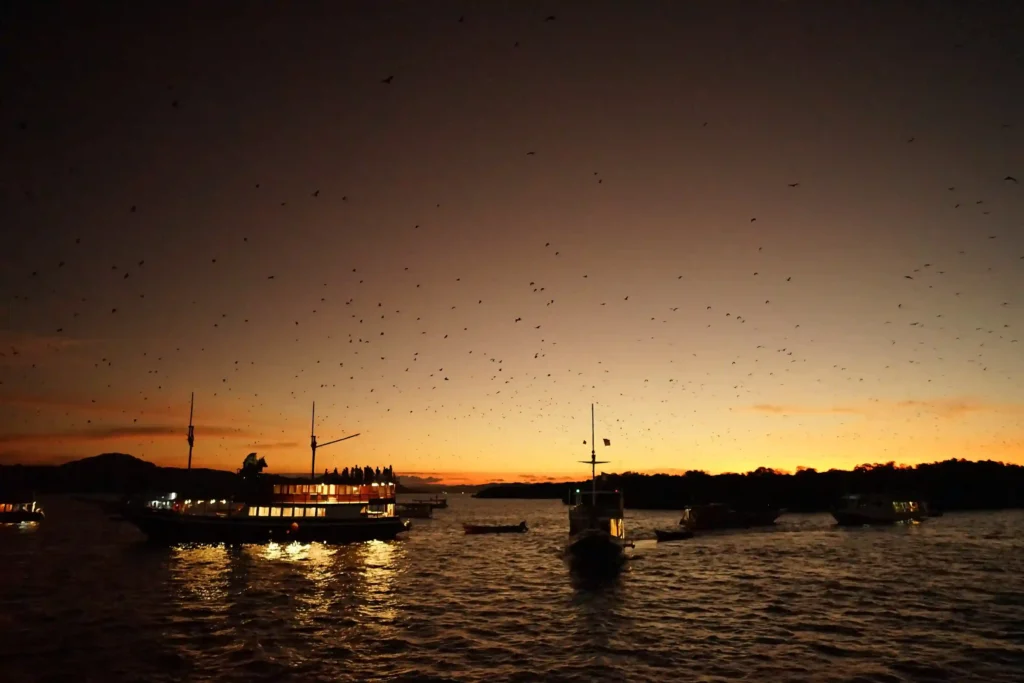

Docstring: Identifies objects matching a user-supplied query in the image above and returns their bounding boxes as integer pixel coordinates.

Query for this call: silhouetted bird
[1006,176,1018,183]
[381,76,393,84]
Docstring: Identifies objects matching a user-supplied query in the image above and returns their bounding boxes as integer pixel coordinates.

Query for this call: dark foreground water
[1,497,1023,683]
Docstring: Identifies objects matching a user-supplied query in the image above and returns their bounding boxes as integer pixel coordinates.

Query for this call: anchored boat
[565,404,628,575]
[679,503,783,532]
[832,494,929,526]
[413,495,448,509]
[122,397,409,544]
[397,502,434,519]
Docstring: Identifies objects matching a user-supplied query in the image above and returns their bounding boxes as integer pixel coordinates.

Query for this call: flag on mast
[603,438,611,446]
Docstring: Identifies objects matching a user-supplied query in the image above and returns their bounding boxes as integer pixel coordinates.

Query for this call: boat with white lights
[0,494,44,524]
[565,404,629,574]
[831,493,929,526]
[122,397,409,544]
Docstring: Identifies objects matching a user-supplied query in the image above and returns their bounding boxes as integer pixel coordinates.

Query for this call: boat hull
[654,528,694,542]
[566,529,626,575]
[0,510,44,524]
[464,523,527,534]
[124,509,409,544]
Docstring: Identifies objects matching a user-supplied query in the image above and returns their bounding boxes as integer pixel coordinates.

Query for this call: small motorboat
[463,521,528,534]
[654,528,694,543]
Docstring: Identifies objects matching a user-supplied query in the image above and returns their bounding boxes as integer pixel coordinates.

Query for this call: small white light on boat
[168,492,177,500]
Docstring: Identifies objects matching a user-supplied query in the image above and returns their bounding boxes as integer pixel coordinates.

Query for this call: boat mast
[591,403,597,506]
[578,403,608,507]
[310,401,317,482]
[308,401,361,514]
[186,392,195,471]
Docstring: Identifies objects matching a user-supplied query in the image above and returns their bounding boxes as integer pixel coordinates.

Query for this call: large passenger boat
[122,397,409,544]
[831,493,929,526]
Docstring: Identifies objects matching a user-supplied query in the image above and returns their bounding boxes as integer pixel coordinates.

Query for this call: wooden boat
[654,528,694,542]
[679,503,783,531]
[121,398,410,544]
[463,521,527,534]
[397,502,434,519]
[831,494,928,526]
[0,496,44,524]
[565,404,629,576]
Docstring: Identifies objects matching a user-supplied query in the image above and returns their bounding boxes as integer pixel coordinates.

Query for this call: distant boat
[654,528,694,543]
[121,399,410,544]
[397,502,434,519]
[0,495,44,524]
[565,404,628,575]
[463,521,528,535]
[679,503,783,531]
[831,494,928,526]
[413,495,448,509]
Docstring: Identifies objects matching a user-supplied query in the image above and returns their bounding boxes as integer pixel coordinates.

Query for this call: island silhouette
[474,460,1024,513]
[2,455,1021,513]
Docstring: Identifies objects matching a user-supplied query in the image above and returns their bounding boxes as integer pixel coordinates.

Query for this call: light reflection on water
[356,540,400,624]
[2,497,1024,683]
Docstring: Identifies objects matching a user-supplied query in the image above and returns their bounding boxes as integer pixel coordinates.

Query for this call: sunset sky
[2,1,1023,484]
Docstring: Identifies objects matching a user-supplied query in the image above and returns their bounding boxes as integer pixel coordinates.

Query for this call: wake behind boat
[565,404,628,577]
[121,397,410,544]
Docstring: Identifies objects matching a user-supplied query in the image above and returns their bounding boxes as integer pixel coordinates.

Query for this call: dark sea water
[1,496,1023,683]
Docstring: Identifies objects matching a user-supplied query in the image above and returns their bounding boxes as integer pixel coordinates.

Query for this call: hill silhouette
[0,453,416,498]
[474,460,1024,512]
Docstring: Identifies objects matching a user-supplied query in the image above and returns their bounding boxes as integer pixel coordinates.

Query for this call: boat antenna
[579,403,608,507]
[186,392,195,471]
[309,401,361,513]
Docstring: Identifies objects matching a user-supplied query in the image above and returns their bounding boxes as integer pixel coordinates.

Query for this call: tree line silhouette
[474,459,1024,512]
[0,453,407,500]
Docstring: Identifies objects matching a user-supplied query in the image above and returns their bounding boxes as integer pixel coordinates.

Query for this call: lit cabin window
[269,507,279,517]
[319,508,326,517]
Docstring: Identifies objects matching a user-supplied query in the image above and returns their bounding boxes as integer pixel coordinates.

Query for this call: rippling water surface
[2,496,1023,682]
